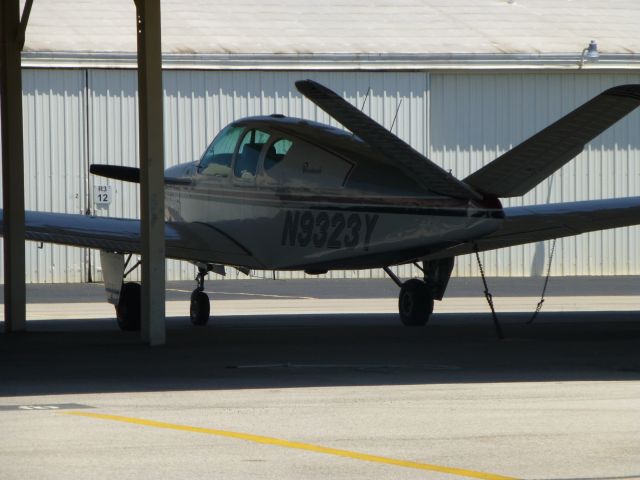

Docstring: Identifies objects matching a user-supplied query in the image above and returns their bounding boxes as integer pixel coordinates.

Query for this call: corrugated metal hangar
[6,0,640,283]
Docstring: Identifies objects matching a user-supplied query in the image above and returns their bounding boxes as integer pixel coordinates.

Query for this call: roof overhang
[21,51,640,71]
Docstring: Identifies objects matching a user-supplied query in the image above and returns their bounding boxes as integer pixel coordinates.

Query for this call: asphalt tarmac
[6,275,640,303]
[1,278,639,479]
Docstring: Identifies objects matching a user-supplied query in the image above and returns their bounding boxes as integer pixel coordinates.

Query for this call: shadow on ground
[1,311,639,397]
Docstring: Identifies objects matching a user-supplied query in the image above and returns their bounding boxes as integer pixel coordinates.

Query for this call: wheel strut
[195,268,207,292]
[382,266,403,287]
[191,265,212,326]
[383,266,435,326]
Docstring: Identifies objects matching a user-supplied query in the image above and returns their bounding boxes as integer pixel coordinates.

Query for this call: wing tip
[295,79,331,97]
[604,84,640,101]
[294,78,313,91]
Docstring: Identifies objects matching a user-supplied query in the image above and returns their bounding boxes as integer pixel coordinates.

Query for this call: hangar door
[429,72,640,277]
[13,70,89,283]
[11,69,429,283]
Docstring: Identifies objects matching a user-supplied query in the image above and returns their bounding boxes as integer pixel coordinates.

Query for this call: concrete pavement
[1,280,639,479]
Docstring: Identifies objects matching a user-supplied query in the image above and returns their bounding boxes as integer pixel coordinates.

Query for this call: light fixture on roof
[579,40,599,68]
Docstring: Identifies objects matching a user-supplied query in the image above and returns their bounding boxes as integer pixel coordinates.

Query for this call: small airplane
[3,79,640,331]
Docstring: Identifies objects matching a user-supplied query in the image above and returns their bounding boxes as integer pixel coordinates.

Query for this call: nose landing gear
[190,266,211,326]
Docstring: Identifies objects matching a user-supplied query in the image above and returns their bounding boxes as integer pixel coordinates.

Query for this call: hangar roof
[21,0,640,69]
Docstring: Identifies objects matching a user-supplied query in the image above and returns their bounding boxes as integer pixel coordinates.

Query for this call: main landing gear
[384,258,455,327]
[398,278,434,326]
[116,282,142,331]
[114,265,213,330]
[114,253,143,331]
[102,251,219,331]
[190,266,211,326]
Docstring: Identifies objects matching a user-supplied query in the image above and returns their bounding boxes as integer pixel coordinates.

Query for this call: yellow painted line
[63,411,518,480]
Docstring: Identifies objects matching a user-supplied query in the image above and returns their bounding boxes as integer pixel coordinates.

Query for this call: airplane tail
[463,84,640,198]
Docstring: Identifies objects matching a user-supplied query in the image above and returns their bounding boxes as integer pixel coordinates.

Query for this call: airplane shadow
[1,311,639,397]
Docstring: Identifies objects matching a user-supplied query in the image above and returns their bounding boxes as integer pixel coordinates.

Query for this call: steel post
[0,0,26,333]
[134,0,166,345]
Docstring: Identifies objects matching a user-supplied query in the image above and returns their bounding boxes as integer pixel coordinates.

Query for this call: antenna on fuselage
[359,87,371,111]
[390,99,403,133]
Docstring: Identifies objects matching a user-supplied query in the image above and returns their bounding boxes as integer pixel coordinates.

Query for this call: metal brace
[123,254,141,279]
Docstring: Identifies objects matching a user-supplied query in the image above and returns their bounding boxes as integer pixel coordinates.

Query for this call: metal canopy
[1,0,166,345]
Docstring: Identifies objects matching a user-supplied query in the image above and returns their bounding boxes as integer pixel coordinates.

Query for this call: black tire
[190,290,210,326]
[398,279,434,326]
[116,282,141,331]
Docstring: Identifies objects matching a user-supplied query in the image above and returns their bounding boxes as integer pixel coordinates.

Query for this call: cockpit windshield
[199,125,244,177]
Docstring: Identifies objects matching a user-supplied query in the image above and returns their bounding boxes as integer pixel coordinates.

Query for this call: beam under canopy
[134,0,166,345]
[1,0,27,333]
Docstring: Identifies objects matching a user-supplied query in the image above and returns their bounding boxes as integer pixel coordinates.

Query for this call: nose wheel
[190,267,211,326]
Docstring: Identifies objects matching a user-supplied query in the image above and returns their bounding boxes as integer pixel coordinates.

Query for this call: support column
[0,0,26,333]
[135,0,165,345]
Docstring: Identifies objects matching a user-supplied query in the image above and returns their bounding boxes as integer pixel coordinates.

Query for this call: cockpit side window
[261,138,354,189]
[234,129,271,181]
[199,125,244,177]
[264,138,293,171]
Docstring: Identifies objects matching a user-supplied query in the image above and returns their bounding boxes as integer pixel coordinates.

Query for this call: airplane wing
[0,210,257,267]
[295,79,481,200]
[424,196,640,259]
[464,84,640,198]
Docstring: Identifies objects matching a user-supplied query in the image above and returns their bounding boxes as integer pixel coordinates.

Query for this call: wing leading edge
[424,196,640,260]
[0,210,257,267]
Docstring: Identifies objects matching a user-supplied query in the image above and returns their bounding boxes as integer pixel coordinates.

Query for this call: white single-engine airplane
[3,80,640,331]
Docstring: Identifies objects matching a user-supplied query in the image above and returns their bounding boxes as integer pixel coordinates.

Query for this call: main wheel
[190,289,210,326]
[398,279,434,326]
[116,282,141,331]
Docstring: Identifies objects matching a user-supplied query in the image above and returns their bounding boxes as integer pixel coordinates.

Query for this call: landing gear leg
[384,258,454,327]
[190,267,211,326]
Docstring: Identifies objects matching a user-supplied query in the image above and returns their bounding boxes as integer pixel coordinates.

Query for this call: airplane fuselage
[163,116,504,271]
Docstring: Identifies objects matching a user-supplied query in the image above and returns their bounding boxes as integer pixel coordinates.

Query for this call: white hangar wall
[21,70,88,283]
[430,72,640,277]
[6,69,640,282]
